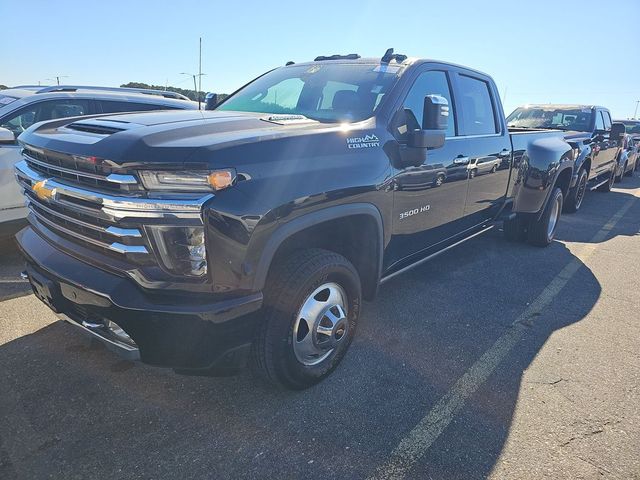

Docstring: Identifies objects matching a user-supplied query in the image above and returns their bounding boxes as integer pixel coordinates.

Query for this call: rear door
[388,67,470,265]
[452,72,512,225]
[592,109,618,176]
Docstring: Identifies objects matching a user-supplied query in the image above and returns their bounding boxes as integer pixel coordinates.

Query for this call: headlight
[147,226,207,277]
[139,169,235,192]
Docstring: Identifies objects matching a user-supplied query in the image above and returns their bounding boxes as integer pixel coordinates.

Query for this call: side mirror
[422,94,450,131]
[0,127,16,144]
[611,122,626,142]
[204,92,218,110]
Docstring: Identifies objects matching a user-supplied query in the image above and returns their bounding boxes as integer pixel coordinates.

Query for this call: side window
[0,99,89,136]
[602,111,612,131]
[403,70,456,137]
[595,111,605,131]
[457,75,498,136]
[99,100,177,113]
[0,105,38,136]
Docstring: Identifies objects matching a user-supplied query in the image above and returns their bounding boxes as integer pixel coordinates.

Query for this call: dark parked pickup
[507,105,627,212]
[16,51,583,389]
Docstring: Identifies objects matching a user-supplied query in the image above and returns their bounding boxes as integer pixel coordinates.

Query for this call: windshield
[216,63,401,123]
[621,121,640,134]
[506,107,593,132]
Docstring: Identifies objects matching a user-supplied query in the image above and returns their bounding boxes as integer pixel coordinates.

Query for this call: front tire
[251,249,361,389]
[597,168,615,192]
[527,187,563,247]
[564,168,587,213]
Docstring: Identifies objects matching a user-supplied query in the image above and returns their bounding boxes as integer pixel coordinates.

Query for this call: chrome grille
[15,159,211,260]
[22,146,140,192]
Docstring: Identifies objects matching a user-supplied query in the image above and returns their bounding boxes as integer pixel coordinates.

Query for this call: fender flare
[251,203,384,293]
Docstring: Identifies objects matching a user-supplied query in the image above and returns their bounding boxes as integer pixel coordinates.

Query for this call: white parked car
[0,85,198,239]
[467,156,501,178]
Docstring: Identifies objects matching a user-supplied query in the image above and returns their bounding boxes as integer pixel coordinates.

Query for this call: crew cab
[15,51,580,389]
[507,105,626,212]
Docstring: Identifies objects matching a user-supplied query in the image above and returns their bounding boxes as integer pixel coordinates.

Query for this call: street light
[46,75,69,86]
[180,72,206,109]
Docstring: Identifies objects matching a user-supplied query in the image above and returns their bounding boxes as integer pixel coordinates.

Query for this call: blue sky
[2,0,639,118]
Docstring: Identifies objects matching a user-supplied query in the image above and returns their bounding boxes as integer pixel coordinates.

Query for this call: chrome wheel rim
[575,174,587,209]
[293,282,348,366]
[547,194,561,239]
[436,175,444,186]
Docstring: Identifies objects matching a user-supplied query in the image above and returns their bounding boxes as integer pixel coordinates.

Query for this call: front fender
[512,136,574,215]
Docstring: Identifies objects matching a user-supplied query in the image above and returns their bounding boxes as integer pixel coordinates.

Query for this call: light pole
[46,75,69,86]
[634,100,639,120]
[180,72,206,109]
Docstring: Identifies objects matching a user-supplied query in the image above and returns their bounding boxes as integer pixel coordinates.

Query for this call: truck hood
[18,110,350,167]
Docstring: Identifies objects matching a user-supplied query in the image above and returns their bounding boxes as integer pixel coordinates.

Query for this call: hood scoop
[64,118,141,136]
[261,114,316,125]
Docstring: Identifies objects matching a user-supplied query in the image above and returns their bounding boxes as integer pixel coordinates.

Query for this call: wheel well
[555,167,572,197]
[268,215,381,300]
[581,158,591,176]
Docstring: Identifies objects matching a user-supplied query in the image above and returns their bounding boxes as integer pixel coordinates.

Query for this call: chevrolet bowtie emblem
[32,180,56,201]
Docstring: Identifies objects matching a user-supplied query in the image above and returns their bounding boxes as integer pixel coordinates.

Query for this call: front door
[388,69,470,266]
[591,109,619,178]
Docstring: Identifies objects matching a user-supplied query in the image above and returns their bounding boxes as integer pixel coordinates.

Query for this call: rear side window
[99,100,178,113]
[457,75,498,136]
[403,70,456,137]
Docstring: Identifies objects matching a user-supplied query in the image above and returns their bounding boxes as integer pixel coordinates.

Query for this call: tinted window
[217,64,399,123]
[457,75,498,136]
[602,111,612,130]
[403,70,456,137]
[595,111,605,130]
[99,100,177,113]
[506,107,593,132]
[0,99,89,136]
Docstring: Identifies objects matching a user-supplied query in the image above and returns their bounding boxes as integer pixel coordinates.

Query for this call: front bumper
[17,226,263,374]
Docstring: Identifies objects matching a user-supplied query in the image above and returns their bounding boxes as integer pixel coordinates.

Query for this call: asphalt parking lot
[1,176,639,480]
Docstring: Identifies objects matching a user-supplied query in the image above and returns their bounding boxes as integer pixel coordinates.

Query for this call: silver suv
[0,86,198,238]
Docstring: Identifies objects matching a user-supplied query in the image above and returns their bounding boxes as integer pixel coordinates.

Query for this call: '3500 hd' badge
[346,134,380,149]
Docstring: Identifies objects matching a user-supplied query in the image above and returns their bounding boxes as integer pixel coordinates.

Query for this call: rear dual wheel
[504,187,563,247]
[251,249,361,390]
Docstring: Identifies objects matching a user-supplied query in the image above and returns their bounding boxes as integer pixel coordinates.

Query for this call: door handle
[453,156,470,165]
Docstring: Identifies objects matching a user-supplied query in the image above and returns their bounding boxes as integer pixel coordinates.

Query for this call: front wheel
[564,168,587,213]
[527,187,563,247]
[251,249,361,389]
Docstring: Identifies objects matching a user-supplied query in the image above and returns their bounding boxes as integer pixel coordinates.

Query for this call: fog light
[147,226,208,277]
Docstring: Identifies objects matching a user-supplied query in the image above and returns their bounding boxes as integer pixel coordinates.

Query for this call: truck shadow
[0,185,637,479]
[0,238,31,302]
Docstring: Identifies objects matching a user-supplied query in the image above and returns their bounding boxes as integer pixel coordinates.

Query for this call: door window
[0,100,90,136]
[403,70,456,137]
[595,111,605,131]
[457,75,498,136]
[602,111,612,131]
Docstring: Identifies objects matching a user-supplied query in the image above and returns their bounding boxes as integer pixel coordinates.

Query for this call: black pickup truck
[15,50,581,389]
[507,104,627,212]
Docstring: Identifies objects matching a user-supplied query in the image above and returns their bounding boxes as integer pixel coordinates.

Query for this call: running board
[589,178,609,191]
[380,224,495,284]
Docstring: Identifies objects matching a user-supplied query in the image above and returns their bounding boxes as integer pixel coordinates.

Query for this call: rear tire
[527,187,563,247]
[469,168,477,179]
[615,162,626,183]
[564,168,587,213]
[503,215,528,242]
[251,249,361,390]
[596,168,615,192]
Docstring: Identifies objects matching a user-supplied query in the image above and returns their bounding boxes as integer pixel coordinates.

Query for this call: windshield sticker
[373,65,400,74]
[346,134,380,149]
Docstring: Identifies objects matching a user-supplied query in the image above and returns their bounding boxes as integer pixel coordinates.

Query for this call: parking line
[369,195,637,480]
